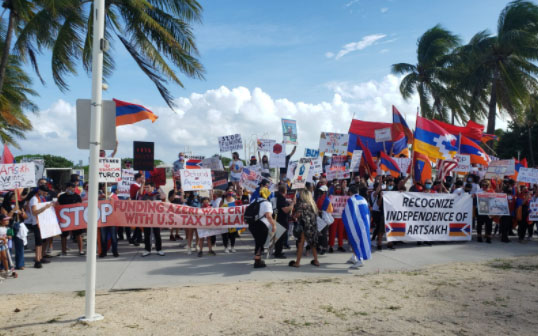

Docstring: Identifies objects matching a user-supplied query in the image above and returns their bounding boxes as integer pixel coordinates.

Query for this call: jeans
[100,227,118,255]
[476,215,493,237]
[12,235,25,269]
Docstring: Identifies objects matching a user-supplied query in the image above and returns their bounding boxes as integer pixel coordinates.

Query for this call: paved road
[1,233,537,295]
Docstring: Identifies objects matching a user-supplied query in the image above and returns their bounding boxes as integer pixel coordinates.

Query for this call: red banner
[55,200,247,231]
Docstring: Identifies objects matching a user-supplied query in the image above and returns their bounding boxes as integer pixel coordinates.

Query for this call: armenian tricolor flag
[458,134,489,166]
[392,106,413,144]
[379,152,401,178]
[414,116,457,161]
[356,136,378,173]
[413,151,432,185]
[114,99,158,126]
[481,133,498,143]
[348,119,409,158]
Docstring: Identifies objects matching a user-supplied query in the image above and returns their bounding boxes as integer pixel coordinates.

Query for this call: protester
[249,186,275,268]
[289,189,319,268]
[198,197,216,257]
[129,173,145,246]
[139,182,165,256]
[58,183,85,256]
[329,184,346,253]
[168,189,184,241]
[0,214,14,278]
[315,185,333,255]
[476,180,493,243]
[280,146,297,180]
[515,186,531,243]
[29,186,54,268]
[220,186,238,253]
[343,184,372,269]
[274,183,295,259]
[1,191,27,270]
[229,152,244,190]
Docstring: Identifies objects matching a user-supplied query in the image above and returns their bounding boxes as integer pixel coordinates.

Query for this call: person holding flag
[342,184,372,269]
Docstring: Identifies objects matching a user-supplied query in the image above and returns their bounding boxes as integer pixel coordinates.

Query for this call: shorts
[0,244,6,252]
[230,175,241,182]
[372,211,385,234]
[34,225,43,246]
[61,229,85,238]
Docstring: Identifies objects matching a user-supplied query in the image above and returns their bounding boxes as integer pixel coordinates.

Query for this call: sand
[2,255,538,336]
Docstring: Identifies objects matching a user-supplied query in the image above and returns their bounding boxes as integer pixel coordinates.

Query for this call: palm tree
[14,0,205,108]
[392,25,461,122]
[459,0,538,134]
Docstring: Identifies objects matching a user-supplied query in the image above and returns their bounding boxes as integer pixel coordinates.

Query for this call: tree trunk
[529,126,535,167]
[0,8,15,95]
[486,80,498,135]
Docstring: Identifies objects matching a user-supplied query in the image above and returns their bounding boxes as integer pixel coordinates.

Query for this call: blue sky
[16,0,514,163]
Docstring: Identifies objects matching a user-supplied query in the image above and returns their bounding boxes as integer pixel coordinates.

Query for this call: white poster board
[375,128,392,142]
[201,157,224,171]
[269,143,286,168]
[516,167,538,185]
[282,119,298,145]
[476,193,510,216]
[180,169,213,191]
[485,159,515,178]
[0,162,36,189]
[117,168,135,198]
[257,139,276,152]
[37,202,62,239]
[292,158,311,189]
[98,158,122,183]
[218,134,243,152]
[529,201,538,221]
[454,154,471,173]
[349,150,363,172]
[319,132,349,155]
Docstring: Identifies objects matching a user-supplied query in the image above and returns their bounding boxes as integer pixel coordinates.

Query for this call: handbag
[292,221,303,238]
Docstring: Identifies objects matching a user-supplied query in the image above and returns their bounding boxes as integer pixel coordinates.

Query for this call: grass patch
[283,319,300,327]
[320,305,348,320]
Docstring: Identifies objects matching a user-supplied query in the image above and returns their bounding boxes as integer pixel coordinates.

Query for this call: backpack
[244,199,267,225]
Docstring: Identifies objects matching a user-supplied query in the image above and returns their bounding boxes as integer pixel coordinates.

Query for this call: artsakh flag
[414,116,458,161]
[114,99,158,126]
[432,119,484,143]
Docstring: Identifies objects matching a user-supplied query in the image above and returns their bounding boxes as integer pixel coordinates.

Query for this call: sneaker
[34,261,42,269]
[79,251,86,256]
[157,251,165,256]
[197,251,203,258]
[224,248,230,254]
[350,260,364,269]
[347,255,358,264]
[40,258,51,264]
[187,247,192,255]
[209,250,216,256]
[142,251,150,257]
[328,247,334,253]
[337,246,346,252]
[113,253,119,257]
[231,248,236,253]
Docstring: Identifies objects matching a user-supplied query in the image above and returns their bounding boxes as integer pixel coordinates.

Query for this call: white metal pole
[81,0,106,322]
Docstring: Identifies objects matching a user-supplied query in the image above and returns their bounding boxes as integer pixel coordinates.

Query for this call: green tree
[15,154,73,167]
[391,25,461,122]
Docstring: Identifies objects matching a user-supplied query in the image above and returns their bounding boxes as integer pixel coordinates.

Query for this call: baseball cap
[318,185,329,192]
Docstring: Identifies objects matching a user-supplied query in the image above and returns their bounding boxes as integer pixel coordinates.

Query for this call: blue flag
[342,194,372,260]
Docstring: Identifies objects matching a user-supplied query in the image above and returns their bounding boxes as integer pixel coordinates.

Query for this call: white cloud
[345,0,360,7]
[380,48,389,54]
[380,7,389,13]
[13,75,511,164]
[326,34,386,60]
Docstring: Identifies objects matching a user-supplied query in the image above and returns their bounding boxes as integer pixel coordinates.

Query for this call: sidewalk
[1,233,537,295]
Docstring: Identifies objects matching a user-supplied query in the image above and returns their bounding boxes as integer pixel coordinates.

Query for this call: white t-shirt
[257,198,273,229]
[211,197,222,208]
[29,196,40,225]
[230,160,244,179]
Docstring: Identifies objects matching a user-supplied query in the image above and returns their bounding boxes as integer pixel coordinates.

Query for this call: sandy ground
[2,255,538,336]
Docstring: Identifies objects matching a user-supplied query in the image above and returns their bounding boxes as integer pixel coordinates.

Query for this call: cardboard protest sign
[37,202,62,239]
[0,163,36,190]
[383,192,472,242]
[55,200,248,231]
[212,171,229,191]
[330,155,347,171]
[304,148,320,158]
[529,201,538,221]
[257,139,276,152]
[454,154,471,173]
[98,158,122,183]
[286,161,298,182]
[281,119,298,145]
[349,150,363,172]
[374,127,392,142]
[329,195,350,218]
[476,193,510,216]
[117,169,135,198]
[292,158,311,189]
[218,134,243,152]
[133,141,154,171]
[241,167,262,192]
[516,167,538,184]
[180,169,212,191]
[201,157,224,171]
[485,159,515,178]
[269,143,286,168]
[319,132,349,155]
[325,170,350,181]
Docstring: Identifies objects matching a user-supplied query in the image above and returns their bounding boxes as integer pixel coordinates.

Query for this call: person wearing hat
[29,185,55,268]
[249,185,276,268]
[59,183,85,256]
[249,155,258,166]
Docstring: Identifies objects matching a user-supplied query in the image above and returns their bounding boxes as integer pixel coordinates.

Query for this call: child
[197,197,216,257]
[0,214,15,279]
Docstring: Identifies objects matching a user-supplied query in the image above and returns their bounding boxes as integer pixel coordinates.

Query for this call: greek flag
[342,194,372,260]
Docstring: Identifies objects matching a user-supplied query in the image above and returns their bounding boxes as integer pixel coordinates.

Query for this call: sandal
[288,260,300,268]
[310,260,320,267]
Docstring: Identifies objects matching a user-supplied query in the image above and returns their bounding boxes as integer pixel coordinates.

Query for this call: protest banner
[330,155,347,171]
[55,200,248,231]
[304,148,320,158]
[529,201,538,221]
[329,195,350,218]
[516,167,538,184]
[383,192,472,242]
[281,119,298,144]
[0,162,36,190]
[485,159,515,178]
[257,139,276,152]
[374,127,392,142]
[133,141,154,171]
[241,167,262,192]
[212,171,229,191]
[286,161,297,182]
[218,134,243,152]
[319,132,349,155]
[180,169,212,191]
[349,150,362,172]
[269,143,286,168]
[476,193,510,216]
[117,168,135,198]
[98,158,122,183]
[454,154,471,173]
[37,202,62,239]
[292,158,311,189]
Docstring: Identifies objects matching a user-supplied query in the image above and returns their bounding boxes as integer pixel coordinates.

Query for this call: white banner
[218,134,243,152]
[383,192,472,242]
[37,202,62,239]
[292,158,311,189]
[454,154,471,173]
[117,169,135,198]
[0,163,36,190]
[516,167,538,185]
[349,150,363,172]
[476,193,510,216]
[257,139,276,152]
[98,158,122,183]
[374,127,392,142]
[319,132,349,155]
[180,169,213,191]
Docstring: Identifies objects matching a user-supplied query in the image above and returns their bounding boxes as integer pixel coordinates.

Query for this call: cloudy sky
[16,0,512,164]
